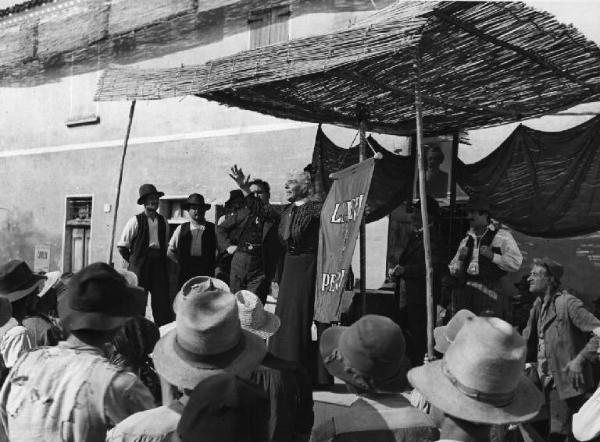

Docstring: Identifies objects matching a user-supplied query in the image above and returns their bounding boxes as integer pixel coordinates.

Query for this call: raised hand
[229,165,251,189]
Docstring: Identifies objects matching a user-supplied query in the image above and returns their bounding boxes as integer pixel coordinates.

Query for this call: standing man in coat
[168,193,216,288]
[523,257,600,441]
[217,166,282,304]
[118,184,173,326]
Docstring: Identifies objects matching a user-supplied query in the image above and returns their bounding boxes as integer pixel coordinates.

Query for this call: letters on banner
[313,158,375,323]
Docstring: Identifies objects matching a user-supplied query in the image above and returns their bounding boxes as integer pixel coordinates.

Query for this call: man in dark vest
[448,194,522,318]
[217,165,282,304]
[118,184,173,325]
[167,193,216,289]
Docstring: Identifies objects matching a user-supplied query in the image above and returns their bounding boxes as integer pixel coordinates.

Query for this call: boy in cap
[409,316,543,442]
[107,277,266,442]
[523,257,600,441]
[0,262,154,442]
[448,194,523,318]
[118,184,172,326]
[311,315,439,442]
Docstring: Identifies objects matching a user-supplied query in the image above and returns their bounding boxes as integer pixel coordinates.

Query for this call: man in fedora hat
[107,277,266,442]
[235,290,314,442]
[219,165,282,304]
[311,315,439,442]
[118,183,173,325]
[168,193,216,288]
[0,259,63,348]
[0,262,154,442]
[448,193,523,317]
[523,257,600,441]
[216,189,246,285]
[408,316,543,442]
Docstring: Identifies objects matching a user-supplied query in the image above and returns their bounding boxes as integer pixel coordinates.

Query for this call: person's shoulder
[107,405,180,442]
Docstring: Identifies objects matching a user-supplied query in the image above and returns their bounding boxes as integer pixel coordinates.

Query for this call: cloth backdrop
[311,126,415,223]
[457,115,600,238]
[314,158,375,323]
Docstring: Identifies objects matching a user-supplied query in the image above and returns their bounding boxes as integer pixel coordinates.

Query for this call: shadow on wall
[0,208,62,271]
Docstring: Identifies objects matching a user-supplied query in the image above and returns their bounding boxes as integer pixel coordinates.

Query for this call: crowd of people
[0,163,599,441]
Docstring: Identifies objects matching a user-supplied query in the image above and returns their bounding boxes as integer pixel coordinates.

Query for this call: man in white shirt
[167,193,216,289]
[448,194,522,318]
[118,184,172,326]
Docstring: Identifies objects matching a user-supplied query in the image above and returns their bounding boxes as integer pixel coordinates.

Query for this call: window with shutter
[248,5,290,49]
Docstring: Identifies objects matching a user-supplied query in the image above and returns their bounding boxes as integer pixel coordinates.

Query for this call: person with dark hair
[425,144,449,198]
[0,262,154,442]
[389,197,446,366]
[220,165,282,304]
[448,194,522,317]
[167,193,216,288]
[523,257,600,441]
[118,184,172,326]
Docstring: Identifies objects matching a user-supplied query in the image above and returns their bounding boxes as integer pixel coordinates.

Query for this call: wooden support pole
[414,56,435,359]
[358,117,368,316]
[108,100,137,265]
[448,131,460,257]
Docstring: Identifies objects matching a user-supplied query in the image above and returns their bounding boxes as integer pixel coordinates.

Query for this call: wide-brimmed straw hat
[408,316,543,425]
[137,183,164,205]
[37,271,61,298]
[320,315,411,393]
[58,262,147,332]
[153,276,267,390]
[182,193,211,210]
[433,309,475,354]
[235,290,280,339]
[0,260,46,302]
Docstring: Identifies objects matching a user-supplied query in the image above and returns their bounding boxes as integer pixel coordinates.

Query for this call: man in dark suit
[389,197,446,366]
[217,165,282,304]
[167,193,216,289]
[523,257,600,441]
[118,183,172,325]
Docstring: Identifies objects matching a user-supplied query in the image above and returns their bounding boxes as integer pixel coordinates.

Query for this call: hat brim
[245,312,281,339]
[433,326,450,354]
[182,203,212,211]
[153,329,267,390]
[320,326,410,393]
[37,271,60,298]
[407,361,543,425]
[137,191,165,205]
[1,277,45,302]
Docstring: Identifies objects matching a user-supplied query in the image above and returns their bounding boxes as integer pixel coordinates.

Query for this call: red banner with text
[313,158,375,323]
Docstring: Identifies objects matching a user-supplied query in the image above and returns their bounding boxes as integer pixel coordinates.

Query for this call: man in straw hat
[522,257,600,441]
[0,262,154,442]
[311,315,439,442]
[448,194,523,318]
[0,259,63,347]
[107,277,266,442]
[408,316,543,442]
[236,290,314,442]
[168,193,216,288]
[118,183,172,325]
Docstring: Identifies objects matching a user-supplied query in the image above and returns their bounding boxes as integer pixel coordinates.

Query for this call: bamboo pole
[448,131,460,258]
[108,100,137,266]
[358,117,368,316]
[414,55,435,359]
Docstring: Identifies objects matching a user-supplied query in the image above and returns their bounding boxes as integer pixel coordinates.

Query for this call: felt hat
[153,276,267,390]
[0,260,46,302]
[182,193,211,210]
[37,271,61,298]
[408,316,543,425]
[0,297,12,328]
[433,309,476,354]
[535,256,564,282]
[320,315,411,393]
[466,194,492,213]
[225,189,244,207]
[137,183,164,205]
[177,373,269,442]
[58,262,146,332]
[235,290,280,339]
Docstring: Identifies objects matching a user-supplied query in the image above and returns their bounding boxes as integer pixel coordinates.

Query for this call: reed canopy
[95,1,600,135]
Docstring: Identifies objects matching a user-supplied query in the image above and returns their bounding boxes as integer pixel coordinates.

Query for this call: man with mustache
[448,194,522,318]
